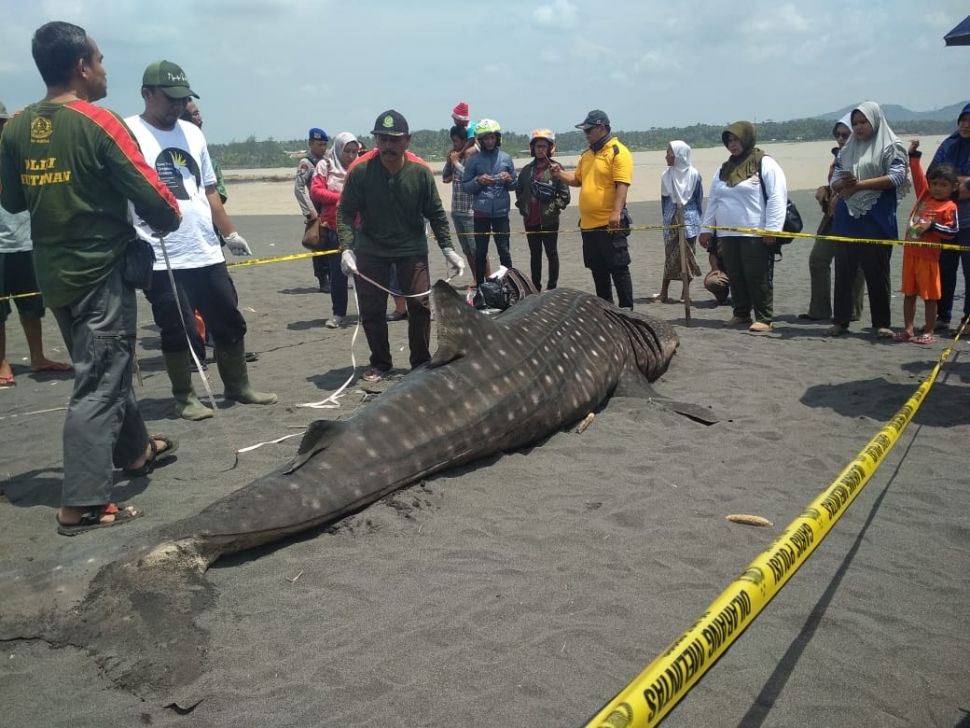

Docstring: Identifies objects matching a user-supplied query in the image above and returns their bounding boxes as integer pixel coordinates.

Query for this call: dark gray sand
[1,191,969,727]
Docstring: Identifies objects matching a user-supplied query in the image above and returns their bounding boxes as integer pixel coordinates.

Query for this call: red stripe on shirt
[66,100,181,217]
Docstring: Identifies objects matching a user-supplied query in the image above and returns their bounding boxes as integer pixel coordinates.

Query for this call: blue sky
[1,0,967,143]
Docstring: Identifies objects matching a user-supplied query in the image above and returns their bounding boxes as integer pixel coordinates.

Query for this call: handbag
[121,238,157,290]
[301,217,324,251]
[758,157,802,257]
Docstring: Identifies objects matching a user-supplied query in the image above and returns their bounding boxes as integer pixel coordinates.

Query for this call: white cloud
[0,0,964,141]
[532,0,579,30]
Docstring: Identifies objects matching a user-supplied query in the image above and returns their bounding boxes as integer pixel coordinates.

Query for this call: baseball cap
[308,127,329,142]
[371,109,409,137]
[575,109,610,130]
[142,60,199,99]
[0,101,9,120]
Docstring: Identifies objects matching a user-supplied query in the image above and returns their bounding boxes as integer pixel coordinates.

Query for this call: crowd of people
[2,20,968,536]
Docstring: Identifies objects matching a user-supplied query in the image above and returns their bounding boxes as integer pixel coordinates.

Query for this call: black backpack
[758,157,802,259]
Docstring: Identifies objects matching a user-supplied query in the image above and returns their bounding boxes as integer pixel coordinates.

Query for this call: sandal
[56,503,143,536]
[911,333,935,345]
[892,331,912,342]
[361,367,387,383]
[124,434,179,477]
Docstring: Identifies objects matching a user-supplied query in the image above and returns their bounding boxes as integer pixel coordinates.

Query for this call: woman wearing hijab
[311,132,360,328]
[931,103,970,331]
[699,122,787,332]
[802,115,865,321]
[657,141,703,303]
[827,102,910,338]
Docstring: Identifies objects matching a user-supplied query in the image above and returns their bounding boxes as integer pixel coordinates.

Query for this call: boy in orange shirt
[894,139,959,344]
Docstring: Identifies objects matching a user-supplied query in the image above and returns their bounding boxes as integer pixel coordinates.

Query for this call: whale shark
[1,282,682,698]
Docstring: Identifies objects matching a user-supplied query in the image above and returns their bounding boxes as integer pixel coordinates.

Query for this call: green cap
[142,60,199,99]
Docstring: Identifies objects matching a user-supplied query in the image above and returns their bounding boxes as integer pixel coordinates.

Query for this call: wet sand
[1,160,969,726]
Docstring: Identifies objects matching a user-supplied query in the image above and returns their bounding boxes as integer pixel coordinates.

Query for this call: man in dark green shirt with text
[0,21,181,534]
[337,109,465,382]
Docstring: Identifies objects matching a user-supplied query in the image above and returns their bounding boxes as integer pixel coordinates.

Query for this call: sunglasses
[583,125,601,134]
[834,131,850,140]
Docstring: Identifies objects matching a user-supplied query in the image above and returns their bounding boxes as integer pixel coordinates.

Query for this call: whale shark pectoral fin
[651,398,722,426]
[284,419,345,473]
[429,280,499,368]
[613,369,721,426]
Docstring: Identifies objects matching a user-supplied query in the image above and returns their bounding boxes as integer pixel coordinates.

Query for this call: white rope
[239,261,462,451]
[294,266,460,409]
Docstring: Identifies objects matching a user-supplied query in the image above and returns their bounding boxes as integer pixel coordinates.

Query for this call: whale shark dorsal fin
[429,280,498,368]
[284,419,344,473]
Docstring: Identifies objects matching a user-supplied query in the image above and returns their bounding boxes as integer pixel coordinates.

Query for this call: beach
[1,144,969,727]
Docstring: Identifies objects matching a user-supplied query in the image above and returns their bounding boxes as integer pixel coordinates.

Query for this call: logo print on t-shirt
[154,147,202,200]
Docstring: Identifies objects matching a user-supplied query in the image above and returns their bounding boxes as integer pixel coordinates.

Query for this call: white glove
[224,231,252,256]
[340,249,358,276]
[442,247,465,278]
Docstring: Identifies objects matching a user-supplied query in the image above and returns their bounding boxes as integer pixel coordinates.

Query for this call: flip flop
[0,374,14,388]
[361,368,386,383]
[911,333,935,345]
[892,331,912,342]
[31,361,72,372]
[56,503,143,536]
[123,434,179,477]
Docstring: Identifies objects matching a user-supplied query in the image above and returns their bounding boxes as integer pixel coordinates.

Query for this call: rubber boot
[163,350,213,421]
[215,339,277,405]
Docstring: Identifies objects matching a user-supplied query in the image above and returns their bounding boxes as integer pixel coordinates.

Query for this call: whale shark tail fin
[429,280,499,367]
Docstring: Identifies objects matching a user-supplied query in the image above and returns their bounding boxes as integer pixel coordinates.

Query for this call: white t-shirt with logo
[125,116,224,270]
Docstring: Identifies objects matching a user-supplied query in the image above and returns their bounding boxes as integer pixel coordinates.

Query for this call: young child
[894,139,959,344]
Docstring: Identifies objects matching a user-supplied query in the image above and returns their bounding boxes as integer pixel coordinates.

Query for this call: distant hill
[816,102,968,123]
[210,104,967,169]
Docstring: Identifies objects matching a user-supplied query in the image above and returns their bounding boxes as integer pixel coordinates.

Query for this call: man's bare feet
[30,356,72,373]
[0,358,13,386]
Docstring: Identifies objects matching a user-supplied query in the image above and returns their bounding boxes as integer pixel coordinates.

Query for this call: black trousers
[938,246,970,324]
[356,253,431,371]
[581,227,633,309]
[833,243,892,328]
[525,222,560,290]
[145,263,247,356]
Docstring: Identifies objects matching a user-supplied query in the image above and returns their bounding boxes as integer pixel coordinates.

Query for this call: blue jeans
[473,216,512,286]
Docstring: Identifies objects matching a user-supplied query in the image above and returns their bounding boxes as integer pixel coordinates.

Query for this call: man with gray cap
[337,109,466,382]
[553,109,635,308]
[0,100,72,387]
[126,60,275,420]
[295,127,331,291]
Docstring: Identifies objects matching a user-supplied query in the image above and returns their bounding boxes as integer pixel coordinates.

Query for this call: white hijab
[661,140,700,206]
[319,131,359,194]
[836,101,910,217]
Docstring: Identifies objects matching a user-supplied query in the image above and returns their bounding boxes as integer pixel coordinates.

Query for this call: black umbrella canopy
[945,15,970,46]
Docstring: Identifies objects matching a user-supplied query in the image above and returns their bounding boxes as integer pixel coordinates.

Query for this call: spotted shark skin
[0,282,678,697]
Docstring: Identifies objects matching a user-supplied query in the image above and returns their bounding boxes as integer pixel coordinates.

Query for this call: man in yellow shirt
[554,109,634,308]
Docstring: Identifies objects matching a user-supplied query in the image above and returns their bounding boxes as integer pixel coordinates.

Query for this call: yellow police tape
[2,226,962,304]
[583,319,967,728]
[0,248,339,302]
